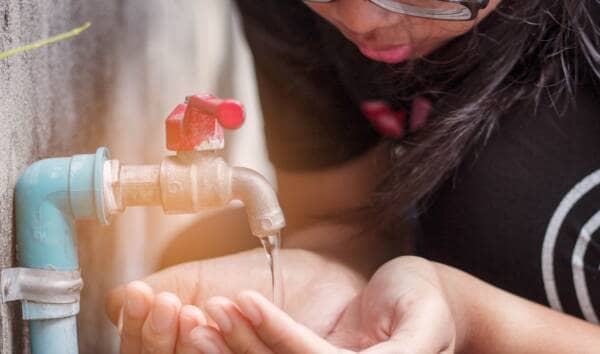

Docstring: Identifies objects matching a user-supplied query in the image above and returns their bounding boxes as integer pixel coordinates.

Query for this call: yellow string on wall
[0,22,91,60]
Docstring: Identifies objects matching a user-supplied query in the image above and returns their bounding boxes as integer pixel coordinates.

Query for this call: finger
[205,297,273,354]
[176,305,208,354]
[361,295,453,354]
[360,337,455,354]
[235,291,344,354]
[189,326,233,354]
[141,292,182,354]
[107,285,126,325]
[107,263,204,325]
[390,293,454,353]
[119,281,154,354]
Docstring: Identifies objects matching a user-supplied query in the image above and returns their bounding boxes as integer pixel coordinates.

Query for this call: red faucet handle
[166,95,246,152]
[187,95,245,130]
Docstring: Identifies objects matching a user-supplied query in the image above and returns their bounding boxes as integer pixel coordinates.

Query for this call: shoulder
[490,82,600,150]
[416,83,600,317]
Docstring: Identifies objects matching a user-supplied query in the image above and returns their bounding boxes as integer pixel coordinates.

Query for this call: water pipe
[2,148,110,354]
[0,94,286,353]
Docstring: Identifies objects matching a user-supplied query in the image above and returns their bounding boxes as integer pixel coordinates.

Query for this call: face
[305,0,502,64]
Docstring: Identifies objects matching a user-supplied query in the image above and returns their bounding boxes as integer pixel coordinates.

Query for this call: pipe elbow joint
[15,147,109,270]
[231,167,286,238]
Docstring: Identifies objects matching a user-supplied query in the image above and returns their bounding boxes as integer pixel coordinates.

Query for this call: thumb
[360,294,455,354]
[105,285,125,325]
[235,291,350,354]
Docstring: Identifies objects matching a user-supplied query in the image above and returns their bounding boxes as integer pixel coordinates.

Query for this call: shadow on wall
[0,0,269,353]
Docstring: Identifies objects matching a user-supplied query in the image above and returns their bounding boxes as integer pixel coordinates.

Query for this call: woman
[106,0,600,352]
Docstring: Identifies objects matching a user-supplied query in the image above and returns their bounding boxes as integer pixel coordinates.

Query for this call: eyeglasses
[303,0,489,21]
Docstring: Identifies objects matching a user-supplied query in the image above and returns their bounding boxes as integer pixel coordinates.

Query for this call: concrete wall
[0,1,268,352]
[1,1,119,352]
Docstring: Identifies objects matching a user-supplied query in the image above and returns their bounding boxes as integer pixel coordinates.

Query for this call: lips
[357,43,413,64]
[337,26,414,64]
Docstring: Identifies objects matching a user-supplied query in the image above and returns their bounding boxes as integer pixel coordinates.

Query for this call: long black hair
[367,0,600,230]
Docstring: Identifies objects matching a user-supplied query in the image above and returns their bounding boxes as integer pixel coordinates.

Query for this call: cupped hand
[203,256,458,354]
[105,247,367,354]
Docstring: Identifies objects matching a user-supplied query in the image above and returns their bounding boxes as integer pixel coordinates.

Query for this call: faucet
[0,94,285,354]
[103,94,285,238]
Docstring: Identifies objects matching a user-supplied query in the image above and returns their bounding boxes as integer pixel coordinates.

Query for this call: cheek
[400,2,499,53]
[397,20,477,55]
[407,19,475,42]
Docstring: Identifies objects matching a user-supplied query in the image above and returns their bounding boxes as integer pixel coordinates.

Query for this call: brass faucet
[102,94,285,238]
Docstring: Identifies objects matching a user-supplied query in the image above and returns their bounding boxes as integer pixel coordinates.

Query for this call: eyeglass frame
[303,0,490,21]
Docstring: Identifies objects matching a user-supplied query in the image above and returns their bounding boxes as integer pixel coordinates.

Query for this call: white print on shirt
[542,169,600,324]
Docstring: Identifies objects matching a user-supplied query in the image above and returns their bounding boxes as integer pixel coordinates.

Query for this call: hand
[105,247,367,354]
[203,256,459,354]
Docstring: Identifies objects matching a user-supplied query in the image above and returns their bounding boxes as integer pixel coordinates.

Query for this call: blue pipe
[15,147,110,354]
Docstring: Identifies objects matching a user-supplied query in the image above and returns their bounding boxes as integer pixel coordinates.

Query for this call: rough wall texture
[1,1,268,352]
[1,1,119,352]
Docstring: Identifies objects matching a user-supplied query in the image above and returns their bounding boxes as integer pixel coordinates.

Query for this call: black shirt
[235,0,600,323]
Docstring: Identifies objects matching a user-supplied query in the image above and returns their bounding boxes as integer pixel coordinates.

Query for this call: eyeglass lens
[305,0,474,20]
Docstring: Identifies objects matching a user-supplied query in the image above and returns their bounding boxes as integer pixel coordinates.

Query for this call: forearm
[284,222,406,278]
[435,263,600,354]
[276,143,390,234]
[278,143,408,276]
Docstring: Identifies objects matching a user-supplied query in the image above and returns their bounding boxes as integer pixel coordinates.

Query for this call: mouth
[339,29,413,64]
[356,43,413,64]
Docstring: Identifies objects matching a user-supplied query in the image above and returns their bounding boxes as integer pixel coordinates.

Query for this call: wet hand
[116,281,211,354]
[206,256,458,354]
[106,248,366,354]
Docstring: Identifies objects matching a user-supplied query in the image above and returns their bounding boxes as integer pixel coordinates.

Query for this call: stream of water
[260,233,284,309]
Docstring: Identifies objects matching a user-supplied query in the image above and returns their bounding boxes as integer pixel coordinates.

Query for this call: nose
[333,0,391,35]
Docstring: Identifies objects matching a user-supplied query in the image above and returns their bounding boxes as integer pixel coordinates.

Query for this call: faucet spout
[231,167,286,238]
[103,154,285,238]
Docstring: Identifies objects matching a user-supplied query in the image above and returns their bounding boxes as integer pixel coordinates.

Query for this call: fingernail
[206,301,232,333]
[181,305,207,327]
[191,328,221,354]
[125,288,146,318]
[237,293,262,326]
[151,294,178,333]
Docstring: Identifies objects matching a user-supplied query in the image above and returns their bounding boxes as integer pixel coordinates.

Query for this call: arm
[276,143,410,276]
[276,144,386,234]
[436,263,600,354]
[199,256,600,354]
